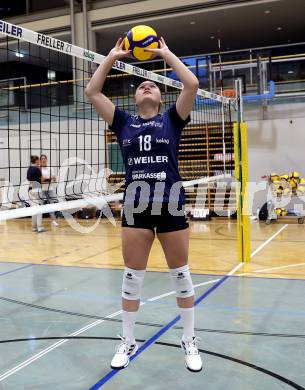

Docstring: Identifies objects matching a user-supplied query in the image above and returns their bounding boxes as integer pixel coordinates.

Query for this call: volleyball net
[0,20,236,221]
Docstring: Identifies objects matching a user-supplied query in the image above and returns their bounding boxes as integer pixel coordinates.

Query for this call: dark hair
[30,155,39,164]
[40,154,47,159]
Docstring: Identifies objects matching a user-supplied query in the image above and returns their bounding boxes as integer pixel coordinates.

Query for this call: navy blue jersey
[27,166,41,184]
[109,104,190,204]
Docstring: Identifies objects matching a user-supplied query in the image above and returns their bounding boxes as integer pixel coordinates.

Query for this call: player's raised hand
[109,38,132,60]
[144,37,170,58]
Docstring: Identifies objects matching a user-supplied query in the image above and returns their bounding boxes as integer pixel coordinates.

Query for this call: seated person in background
[26,155,45,233]
[40,154,59,227]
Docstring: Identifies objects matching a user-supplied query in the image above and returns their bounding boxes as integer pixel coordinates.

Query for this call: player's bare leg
[158,228,202,372]
[111,227,154,369]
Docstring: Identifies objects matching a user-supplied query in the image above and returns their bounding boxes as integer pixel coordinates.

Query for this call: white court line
[0,309,122,382]
[227,263,243,276]
[147,279,221,302]
[1,223,286,382]
[250,224,288,259]
[248,262,305,274]
[0,278,222,382]
[238,223,305,277]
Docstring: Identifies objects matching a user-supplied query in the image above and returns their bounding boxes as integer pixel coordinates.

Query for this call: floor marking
[248,262,305,274]
[250,224,288,258]
[0,309,123,382]
[147,279,221,301]
[237,224,305,277]
[0,264,34,277]
[89,263,243,389]
[0,276,221,382]
[0,224,299,381]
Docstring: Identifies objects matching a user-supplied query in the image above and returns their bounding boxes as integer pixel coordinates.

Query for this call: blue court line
[88,272,232,390]
[0,263,34,277]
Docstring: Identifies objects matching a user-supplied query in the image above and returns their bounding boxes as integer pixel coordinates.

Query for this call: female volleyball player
[85,37,202,372]
[40,154,59,227]
[27,155,45,233]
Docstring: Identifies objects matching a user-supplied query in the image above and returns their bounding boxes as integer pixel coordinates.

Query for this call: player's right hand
[109,38,132,60]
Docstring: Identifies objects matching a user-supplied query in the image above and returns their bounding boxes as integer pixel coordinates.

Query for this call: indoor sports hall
[0,1,304,389]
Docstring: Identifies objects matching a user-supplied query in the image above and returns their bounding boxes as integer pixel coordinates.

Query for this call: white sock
[180,307,195,340]
[122,310,137,343]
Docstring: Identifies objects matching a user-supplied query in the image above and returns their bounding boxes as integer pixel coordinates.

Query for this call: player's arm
[37,168,45,183]
[40,171,50,183]
[85,38,131,125]
[50,168,57,182]
[146,37,199,120]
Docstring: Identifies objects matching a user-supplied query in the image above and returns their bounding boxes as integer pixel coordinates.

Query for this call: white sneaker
[37,227,46,233]
[52,220,59,227]
[110,336,138,370]
[32,227,38,232]
[181,336,202,372]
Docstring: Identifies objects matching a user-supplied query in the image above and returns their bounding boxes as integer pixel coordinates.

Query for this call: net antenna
[0,20,235,222]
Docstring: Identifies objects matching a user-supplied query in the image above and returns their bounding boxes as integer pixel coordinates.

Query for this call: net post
[233,122,242,262]
[241,122,250,262]
[234,79,250,262]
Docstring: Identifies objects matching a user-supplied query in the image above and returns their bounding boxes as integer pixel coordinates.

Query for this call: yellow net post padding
[234,121,250,262]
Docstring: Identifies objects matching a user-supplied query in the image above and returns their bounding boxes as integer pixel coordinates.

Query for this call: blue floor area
[0,262,304,390]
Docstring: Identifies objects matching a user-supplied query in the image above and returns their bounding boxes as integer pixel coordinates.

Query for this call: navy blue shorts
[122,202,189,233]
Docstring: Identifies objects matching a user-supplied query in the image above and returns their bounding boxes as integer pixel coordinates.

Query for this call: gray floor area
[0,262,304,390]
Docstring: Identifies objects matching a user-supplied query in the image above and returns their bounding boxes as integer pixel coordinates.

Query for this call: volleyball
[276,208,287,217]
[124,25,159,61]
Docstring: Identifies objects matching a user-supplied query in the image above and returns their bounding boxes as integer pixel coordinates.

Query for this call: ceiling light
[288,70,294,74]
[190,21,196,25]
[210,35,215,39]
[15,52,24,58]
[264,10,271,14]
[277,26,283,31]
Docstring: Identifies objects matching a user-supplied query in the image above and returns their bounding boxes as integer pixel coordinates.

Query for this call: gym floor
[0,218,304,389]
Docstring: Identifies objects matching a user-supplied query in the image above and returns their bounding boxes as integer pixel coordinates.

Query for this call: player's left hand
[144,37,170,58]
